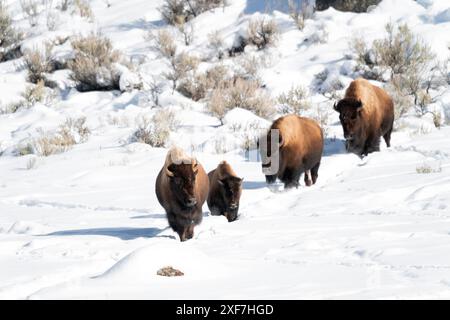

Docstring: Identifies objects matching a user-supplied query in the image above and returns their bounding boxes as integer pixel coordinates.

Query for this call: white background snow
[0,0,450,299]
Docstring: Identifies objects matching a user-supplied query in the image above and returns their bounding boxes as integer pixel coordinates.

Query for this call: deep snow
[0,0,450,299]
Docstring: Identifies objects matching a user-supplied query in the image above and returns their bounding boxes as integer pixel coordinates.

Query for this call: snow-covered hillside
[0,0,450,299]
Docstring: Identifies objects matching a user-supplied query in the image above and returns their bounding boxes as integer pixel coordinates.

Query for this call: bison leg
[311,161,321,185]
[304,170,313,187]
[185,225,195,240]
[283,167,301,189]
[383,127,392,148]
[364,136,381,155]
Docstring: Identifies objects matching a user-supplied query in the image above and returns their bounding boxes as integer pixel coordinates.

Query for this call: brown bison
[260,115,324,189]
[207,161,243,222]
[334,78,394,156]
[155,147,209,241]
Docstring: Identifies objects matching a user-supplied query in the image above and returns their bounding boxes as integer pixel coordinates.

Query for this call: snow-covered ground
[1,0,450,299]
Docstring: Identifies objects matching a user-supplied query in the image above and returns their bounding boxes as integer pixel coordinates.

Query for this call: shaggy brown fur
[334,78,394,156]
[155,147,209,241]
[260,115,324,189]
[207,161,243,222]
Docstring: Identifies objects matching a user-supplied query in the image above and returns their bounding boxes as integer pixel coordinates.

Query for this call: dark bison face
[167,162,198,208]
[334,98,364,143]
[260,129,282,184]
[218,176,243,222]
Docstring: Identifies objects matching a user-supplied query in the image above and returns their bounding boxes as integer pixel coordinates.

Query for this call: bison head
[334,98,364,144]
[218,176,243,222]
[166,161,198,208]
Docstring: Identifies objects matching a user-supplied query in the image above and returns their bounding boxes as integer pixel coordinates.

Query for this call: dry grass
[28,117,90,157]
[69,33,122,91]
[416,163,442,174]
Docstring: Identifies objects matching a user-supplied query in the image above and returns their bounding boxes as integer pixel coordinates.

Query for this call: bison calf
[334,78,394,156]
[260,115,324,189]
[155,147,209,241]
[207,161,243,222]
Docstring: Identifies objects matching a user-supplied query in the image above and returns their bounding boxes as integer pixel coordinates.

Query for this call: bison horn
[333,102,338,111]
[166,166,174,177]
[356,99,363,111]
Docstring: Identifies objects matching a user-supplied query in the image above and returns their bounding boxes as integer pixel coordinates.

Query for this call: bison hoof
[305,180,312,187]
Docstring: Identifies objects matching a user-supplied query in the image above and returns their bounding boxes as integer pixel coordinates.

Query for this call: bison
[207,161,243,222]
[155,147,209,241]
[334,78,394,156]
[260,115,324,189]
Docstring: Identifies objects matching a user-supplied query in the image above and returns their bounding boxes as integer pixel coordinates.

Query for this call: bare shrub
[0,1,23,61]
[208,30,224,59]
[145,77,164,107]
[236,55,263,82]
[20,0,40,27]
[288,0,313,31]
[277,85,311,115]
[46,9,61,31]
[313,69,344,100]
[385,76,413,121]
[178,64,229,101]
[22,80,46,107]
[373,23,434,78]
[307,23,329,44]
[247,17,279,50]
[159,0,225,26]
[131,110,178,147]
[349,35,383,80]
[74,0,94,20]
[207,77,275,121]
[177,21,195,46]
[312,107,330,138]
[63,117,91,143]
[160,0,187,25]
[69,33,121,91]
[149,29,177,59]
[58,0,71,11]
[208,87,228,124]
[23,44,55,84]
[164,51,199,91]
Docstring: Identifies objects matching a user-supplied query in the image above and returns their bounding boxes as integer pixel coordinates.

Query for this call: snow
[0,0,450,299]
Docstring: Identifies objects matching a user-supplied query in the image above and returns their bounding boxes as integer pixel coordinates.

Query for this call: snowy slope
[0,0,450,299]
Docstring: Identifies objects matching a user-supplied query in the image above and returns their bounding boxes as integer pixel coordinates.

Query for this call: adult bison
[155,147,209,242]
[207,161,243,222]
[260,115,324,189]
[334,78,394,156]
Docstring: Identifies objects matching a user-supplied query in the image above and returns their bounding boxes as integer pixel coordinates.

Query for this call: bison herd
[155,78,395,241]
